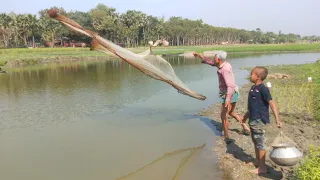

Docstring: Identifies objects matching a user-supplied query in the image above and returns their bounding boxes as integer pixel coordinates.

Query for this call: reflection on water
[0,57,211,135]
[1,58,207,101]
[0,52,320,180]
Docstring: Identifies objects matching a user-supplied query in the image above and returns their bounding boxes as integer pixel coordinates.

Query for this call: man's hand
[193,52,203,59]
[225,101,231,112]
[276,121,282,128]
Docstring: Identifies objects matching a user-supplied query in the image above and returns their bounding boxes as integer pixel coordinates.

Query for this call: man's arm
[201,56,216,66]
[193,52,216,66]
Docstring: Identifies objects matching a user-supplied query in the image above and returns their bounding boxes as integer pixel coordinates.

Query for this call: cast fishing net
[47,9,206,101]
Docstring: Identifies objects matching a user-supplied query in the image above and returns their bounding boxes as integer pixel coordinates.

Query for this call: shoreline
[1,43,320,68]
[198,69,320,179]
[1,50,319,69]
[2,56,111,68]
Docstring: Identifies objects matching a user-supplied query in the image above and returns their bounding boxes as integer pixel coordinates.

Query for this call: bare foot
[246,162,259,168]
[249,167,268,175]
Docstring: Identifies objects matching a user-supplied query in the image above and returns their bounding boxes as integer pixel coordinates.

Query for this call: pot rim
[271,143,296,148]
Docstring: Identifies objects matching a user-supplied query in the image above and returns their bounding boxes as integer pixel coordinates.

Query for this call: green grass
[0,47,105,64]
[243,61,320,179]
[152,42,320,54]
[292,145,320,180]
[1,43,320,67]
[265,60,320,120]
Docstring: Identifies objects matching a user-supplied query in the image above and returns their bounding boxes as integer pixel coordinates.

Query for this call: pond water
[0,52,319,180]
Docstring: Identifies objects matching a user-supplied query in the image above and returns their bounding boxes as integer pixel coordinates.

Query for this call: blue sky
[1,0,319,36]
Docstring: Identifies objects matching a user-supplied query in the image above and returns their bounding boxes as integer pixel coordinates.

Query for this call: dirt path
[198,83,320,180]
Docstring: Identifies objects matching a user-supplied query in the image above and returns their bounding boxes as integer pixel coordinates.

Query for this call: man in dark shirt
[242,66,282,175]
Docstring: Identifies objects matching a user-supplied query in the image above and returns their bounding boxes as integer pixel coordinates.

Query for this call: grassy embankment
[265,60,320,121]
[198,60,320,180]
[1,43,320,67]
[253,60,320,179]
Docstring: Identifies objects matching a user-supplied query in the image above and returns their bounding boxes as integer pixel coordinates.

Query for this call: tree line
[1,4,319,48]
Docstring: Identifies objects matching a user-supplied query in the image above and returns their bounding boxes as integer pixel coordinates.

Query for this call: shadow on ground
[200,115,283,180]
[225,142,283,180]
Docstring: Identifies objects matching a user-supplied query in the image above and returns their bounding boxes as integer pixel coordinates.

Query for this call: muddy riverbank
[198,77,320,180]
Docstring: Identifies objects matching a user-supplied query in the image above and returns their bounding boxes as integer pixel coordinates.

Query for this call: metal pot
[269,143,303,166]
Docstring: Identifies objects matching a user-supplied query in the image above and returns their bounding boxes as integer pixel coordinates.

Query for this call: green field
[265,60,320,121]
[1,43,320,67]
[271,61,320,180]
[151,42,320,54]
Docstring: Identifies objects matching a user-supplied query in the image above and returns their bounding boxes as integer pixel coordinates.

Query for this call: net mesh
[47,9,205,100]
[271,131,297,147]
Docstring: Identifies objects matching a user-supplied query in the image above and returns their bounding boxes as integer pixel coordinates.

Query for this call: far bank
[1,43,320,68]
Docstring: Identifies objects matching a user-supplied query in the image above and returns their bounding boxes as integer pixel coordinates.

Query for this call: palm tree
[13,14,37,46]
[0,13,12,48]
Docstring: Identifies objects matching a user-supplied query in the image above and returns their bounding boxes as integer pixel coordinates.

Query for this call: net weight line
[116,143,206,180]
